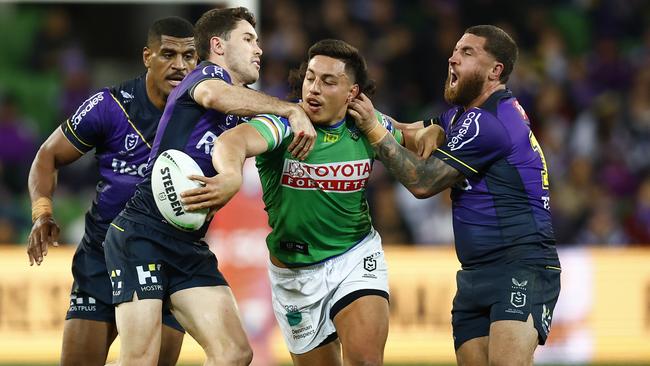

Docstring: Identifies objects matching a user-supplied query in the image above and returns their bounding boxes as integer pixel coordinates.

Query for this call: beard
[444,69,485,107]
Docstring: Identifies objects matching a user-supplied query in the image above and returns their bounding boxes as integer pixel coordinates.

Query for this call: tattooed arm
[349,93,464,198]
[373,132,464,198]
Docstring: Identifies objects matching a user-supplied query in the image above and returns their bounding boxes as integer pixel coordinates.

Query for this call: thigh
[290,339,342,366]
[170,286,249,355]
[488,315,538,366]
[61,318,117,366]
[455,336,488,366]
[333,295,388,365]
[115,293,164,366]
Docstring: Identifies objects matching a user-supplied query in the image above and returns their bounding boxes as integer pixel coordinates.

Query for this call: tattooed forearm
[375,134,464,198]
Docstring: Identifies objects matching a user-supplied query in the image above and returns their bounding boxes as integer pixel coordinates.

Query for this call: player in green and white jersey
[181,39,442,366]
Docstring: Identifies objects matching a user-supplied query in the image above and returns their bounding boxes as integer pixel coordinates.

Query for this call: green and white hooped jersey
[249,111,402,266]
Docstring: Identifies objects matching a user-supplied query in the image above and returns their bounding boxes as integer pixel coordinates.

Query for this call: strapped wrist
[32,197,53,223]
[366,123,389,145]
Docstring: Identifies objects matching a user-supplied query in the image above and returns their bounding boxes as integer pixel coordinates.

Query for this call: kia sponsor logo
[447,111,481,151]
[71,92,104,130]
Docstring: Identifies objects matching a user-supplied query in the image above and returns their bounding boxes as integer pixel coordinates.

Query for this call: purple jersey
[121,61,243,241]
[432,89,558,268]
[60,75,160,247]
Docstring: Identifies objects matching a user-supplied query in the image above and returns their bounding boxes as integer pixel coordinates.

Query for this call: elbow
[410,186,436,199]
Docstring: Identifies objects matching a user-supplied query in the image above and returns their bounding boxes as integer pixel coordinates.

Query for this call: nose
[172,54,187,70]
[448,51,459,66]
[255,42,263,57]
[308,79,321,95]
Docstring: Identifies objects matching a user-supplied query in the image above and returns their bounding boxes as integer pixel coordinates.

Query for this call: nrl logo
[124,133,139,151]
[363,255,377,272]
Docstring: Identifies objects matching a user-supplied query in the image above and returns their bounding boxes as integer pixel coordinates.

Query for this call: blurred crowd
[0,0,649,247]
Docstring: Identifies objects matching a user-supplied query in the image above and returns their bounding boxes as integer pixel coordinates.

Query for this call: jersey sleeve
[376,110,403,145]
[247,114,292,151]
[432,110,510,178]
[188,64,232,100]
[60,89,112,153]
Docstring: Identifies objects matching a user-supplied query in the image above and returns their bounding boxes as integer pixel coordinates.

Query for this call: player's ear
[143,47,152,68]
[210,36,225,56]
[348,84,360,102]
[489,62,504,82]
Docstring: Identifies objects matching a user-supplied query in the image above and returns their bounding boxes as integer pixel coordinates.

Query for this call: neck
[208,56,244,86]
[145,72,166,111]
[465,82,505,110]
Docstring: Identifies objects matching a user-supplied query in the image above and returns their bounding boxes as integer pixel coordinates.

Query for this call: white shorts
[268,230,389,355]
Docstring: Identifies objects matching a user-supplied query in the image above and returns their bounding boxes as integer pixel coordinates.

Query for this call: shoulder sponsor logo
[447,111,481,151]
[124,133,139,151]
[202,65,225,79]
[70,92,104,130]
[282,158,371,192]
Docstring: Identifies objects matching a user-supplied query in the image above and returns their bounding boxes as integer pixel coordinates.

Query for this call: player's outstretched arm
[181,123,268,214]
[192,79,316,160]
[27,128,83,265]
[349,94,463,199]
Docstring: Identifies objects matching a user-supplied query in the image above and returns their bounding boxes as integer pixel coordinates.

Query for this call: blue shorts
[66,237,184,332]
[104,215,228,305]
[451,261,561,350]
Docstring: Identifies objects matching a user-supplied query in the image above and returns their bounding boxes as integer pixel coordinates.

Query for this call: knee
[489,354,533,366]
[208,344,253,366]
[346,350,383,366]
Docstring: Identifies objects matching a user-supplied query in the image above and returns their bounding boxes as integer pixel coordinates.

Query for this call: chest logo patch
[124,133,139,151]
[323,133,339,143]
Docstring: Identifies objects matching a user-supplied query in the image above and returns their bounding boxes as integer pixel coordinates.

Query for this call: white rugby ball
[151,149,208,231]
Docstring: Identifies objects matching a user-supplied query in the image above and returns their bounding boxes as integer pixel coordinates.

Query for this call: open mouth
[305,98,322,113]
[449,68,458,87]
[166,74,184,87]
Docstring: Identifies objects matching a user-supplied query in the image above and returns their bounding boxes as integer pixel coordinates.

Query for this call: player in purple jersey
[27,17,196,366]
[103,7,316,366]
[350,25,561,366]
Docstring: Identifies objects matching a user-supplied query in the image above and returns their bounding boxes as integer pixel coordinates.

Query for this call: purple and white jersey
[121,61,243,241]
[60,75,159,248]
[432,89,558,268]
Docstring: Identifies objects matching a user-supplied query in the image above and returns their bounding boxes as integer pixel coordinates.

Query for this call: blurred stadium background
[0,0,649,365]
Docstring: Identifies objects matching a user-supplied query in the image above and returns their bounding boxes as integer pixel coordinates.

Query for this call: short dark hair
[288,39,375,100]
[194,7,256,60]
[465,25,518,83]
[147,16,194,47]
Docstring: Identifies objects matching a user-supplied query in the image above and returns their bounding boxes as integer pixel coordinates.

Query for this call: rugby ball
[151,149,208,231]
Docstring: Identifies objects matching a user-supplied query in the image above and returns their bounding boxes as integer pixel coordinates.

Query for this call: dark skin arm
[348,93,464,198]
[27,128,83,265]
